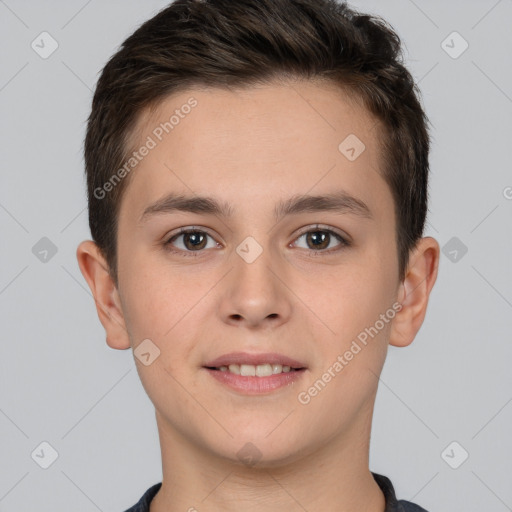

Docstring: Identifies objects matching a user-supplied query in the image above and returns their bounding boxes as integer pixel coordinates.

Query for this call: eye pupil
[184,232,207,250]
[307,231,329,250]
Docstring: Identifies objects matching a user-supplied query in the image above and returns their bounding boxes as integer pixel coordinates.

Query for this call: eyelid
[165,225,218,242]
[293,223,349,240]
[291,224,351,251]
[164,224,349,242]
[164,226,221,249]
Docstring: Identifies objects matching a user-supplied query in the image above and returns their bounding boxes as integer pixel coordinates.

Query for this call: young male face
[77,80,439,468]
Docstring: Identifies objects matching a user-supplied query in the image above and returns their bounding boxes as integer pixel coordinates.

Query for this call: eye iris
[184,231,207,250]
[307,231,329,250]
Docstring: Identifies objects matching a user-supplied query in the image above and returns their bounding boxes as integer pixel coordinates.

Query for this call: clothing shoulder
[123,482,162,512]
[397,499,429,511]
[371,472,430,512]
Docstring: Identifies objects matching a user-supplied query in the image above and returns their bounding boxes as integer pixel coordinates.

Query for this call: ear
[389,236,440,347]
[76,240,131,350]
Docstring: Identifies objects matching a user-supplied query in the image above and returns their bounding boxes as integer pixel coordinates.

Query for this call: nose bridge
[220,234,291,326]
[233,234,278,298]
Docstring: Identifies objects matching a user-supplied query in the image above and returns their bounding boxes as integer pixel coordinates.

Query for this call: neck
[150,402,385,512]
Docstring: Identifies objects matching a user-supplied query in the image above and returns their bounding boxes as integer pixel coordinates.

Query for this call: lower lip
[203,368,306,394]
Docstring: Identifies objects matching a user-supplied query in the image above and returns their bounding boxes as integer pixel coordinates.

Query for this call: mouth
[204,363,305,377]
[203,351,306,374]
[202,352,307,394]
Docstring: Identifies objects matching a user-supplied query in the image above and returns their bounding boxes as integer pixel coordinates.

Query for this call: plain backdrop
[1,0,511,511]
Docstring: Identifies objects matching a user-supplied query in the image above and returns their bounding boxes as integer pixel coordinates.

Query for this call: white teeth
[228,364,240,374]
[255,364,273,377]
[217,363,298,376]
[240,364,256,376]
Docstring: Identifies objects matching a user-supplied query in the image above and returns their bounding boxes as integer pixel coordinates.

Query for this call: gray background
[1,0,511,510]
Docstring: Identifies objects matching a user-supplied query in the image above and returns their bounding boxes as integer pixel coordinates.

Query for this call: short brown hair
[84,0,431,286]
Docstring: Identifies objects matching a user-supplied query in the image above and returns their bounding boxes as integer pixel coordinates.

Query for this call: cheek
[321,261,395,337]
[120,266,199,392]
[303,270,393,414]
[117,267,168,348]
[119,254,216,353]
[307,249,397,385]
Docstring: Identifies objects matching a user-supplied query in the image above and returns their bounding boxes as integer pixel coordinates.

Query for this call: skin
[77,79,439,512]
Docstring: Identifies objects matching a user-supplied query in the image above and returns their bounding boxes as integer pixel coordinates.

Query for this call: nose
[218,242,293,329]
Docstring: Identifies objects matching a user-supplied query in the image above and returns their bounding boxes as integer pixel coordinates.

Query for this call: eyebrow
[139,190,373,223]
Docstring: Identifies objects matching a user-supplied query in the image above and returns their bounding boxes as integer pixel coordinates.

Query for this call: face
[99,80,406,464]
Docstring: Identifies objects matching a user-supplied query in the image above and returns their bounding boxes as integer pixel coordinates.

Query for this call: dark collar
[125,472,424,512]
[372,472,401,511]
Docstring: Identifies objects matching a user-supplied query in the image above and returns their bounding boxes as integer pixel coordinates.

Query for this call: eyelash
[163,225,351,258]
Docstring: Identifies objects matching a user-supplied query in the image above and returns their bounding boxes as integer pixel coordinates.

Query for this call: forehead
[121,79,391,223]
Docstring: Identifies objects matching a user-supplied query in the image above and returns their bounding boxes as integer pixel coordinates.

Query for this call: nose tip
[228,311,280,325]
[220,253,292,328]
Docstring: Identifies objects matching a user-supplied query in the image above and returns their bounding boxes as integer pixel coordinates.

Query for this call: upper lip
[204,352,306,369]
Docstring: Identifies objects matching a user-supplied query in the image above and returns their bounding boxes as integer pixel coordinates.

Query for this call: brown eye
[181,231,208,250]
[293,228,349,253]
[305,230,330,250]
[165,229,218,255]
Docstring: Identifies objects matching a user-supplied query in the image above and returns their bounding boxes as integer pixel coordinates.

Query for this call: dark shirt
[123,472,428,511]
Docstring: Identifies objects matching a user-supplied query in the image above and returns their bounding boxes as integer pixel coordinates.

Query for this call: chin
[209,428,308,468]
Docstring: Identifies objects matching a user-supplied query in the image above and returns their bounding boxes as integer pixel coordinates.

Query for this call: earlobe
[76,240,131,350]
[389,237,440,348]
